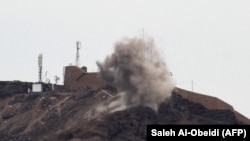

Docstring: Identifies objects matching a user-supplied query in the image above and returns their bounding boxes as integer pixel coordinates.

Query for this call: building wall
[64,66,106,90]
[174,87,250,124]
[32,83,43,92]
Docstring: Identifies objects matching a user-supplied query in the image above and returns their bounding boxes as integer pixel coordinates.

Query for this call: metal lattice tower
[76,41,81,67]
[38,54,43,82]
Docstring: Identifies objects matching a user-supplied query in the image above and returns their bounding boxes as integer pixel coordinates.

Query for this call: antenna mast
[76,41,81,67]
[38,54,43,82]
[55,75,60,84]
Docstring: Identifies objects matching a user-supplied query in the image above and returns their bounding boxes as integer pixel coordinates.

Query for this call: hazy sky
[1,0,250,119]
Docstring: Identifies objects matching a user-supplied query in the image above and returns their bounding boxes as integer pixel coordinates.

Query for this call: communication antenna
[55,75,60,84]
[43,71,50,84]
[38,54,43,82]
[76,41,81,67]
[43,71,48,81]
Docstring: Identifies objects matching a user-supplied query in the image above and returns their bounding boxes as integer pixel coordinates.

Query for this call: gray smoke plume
[96,37,175,112]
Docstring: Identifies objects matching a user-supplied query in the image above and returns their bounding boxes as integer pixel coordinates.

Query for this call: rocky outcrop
[0,81,32,98]
[0,81,249,141]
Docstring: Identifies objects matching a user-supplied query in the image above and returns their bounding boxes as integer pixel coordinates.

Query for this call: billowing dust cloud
[96,37,175,112]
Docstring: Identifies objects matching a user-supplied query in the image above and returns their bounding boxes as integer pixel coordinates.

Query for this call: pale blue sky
[1,0,250,119]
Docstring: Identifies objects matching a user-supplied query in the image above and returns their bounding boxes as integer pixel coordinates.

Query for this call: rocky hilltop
[0,81,249,141]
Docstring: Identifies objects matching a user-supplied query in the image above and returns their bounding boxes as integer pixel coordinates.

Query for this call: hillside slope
[0,81,249,141]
